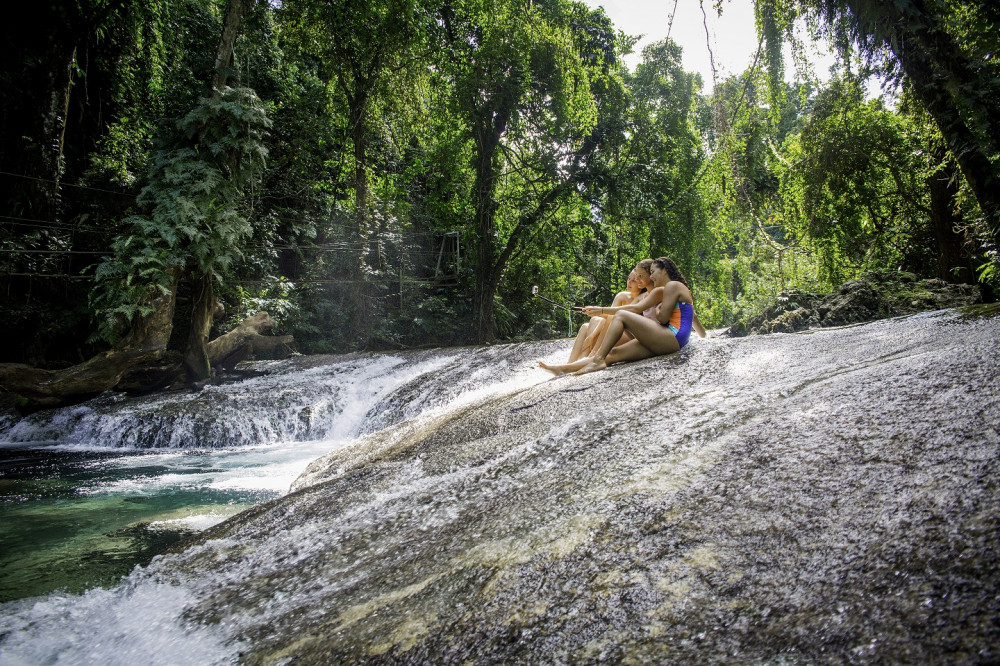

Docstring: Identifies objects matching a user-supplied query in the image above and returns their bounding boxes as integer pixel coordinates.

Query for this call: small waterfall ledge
[2,306,999,664]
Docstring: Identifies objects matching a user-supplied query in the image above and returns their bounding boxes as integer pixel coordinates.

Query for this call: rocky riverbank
[726,272,982,336]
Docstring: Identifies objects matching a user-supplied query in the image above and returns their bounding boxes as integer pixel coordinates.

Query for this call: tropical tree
[276,0,431,342]
[775,76,925,280]
[0,0,223,363]
[435,0,602,342]
[623,39,708,279]
[92,0,270,381]
[753,0,1000,283]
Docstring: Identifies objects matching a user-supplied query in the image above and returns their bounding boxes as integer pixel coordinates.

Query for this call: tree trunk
[52,45,78,194]
[183,271,215,381]
[351,94,370,230]
[0,286,176,412]
[471,103,513,343]
[927,154,973,283]
[847,0,1000,245]
[349,91,371,344]
[206,311,294,370]
[898,59,1000,247]
[212,0,247,91]
[180,0,249,380]
[105,311,292,394]
[1,306,294,413]
[472,143,500,343]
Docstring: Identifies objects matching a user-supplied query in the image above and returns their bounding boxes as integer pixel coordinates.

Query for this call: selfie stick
[532,285,580,313]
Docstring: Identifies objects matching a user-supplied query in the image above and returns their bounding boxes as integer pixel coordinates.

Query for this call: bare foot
[541,357,594,376]
[538,361,566,376]
[573,360,607,376]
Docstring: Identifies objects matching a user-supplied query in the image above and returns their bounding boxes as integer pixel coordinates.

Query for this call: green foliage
[86,0,226,186]
[90,87,271,343]
[777,76,923,281]
[5,0,999,365]
[231,275,299,328]
[625,39,708,269]
[753,0,1000,276]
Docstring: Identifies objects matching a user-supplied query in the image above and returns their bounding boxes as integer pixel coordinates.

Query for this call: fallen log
[0,290,177,411]
[0,346,170,411]
[207,311,294,370]
[0,310,293,413]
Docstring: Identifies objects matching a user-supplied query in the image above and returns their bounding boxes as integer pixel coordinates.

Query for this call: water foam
[0,578,242,666]
[0,341,567,661]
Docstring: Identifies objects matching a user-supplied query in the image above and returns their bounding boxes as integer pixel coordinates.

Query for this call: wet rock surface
[727,272,982,336]
[108,305,1000,664]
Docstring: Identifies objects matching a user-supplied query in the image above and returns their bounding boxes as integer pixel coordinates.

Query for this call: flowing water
[0,345,562,604]
[0,342,571,665]
[1,308,998,664]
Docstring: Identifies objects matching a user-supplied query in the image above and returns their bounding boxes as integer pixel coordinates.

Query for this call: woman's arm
[692,310,707,337]
[584,290,629,323]
[655,283,684,324]
[581,287,662,317]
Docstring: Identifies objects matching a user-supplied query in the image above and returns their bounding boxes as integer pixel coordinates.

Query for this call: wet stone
[1,309,999,663]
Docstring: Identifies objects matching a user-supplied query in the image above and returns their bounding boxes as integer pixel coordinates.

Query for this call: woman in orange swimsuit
[540,257,705,376]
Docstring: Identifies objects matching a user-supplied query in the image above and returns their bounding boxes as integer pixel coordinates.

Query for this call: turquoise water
[0,346,561,611]
[0,441,337,603]
[0,352,445,605]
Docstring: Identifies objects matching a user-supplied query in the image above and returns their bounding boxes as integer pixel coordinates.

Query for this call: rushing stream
[0,345,562,603]
[1,307,998,664]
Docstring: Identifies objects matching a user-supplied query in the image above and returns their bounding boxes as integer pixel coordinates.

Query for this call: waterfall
[1,308,999,664]
[0,342,562,449]
[0,341,568,603]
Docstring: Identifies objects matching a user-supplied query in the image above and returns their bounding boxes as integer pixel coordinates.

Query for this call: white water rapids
[0,342,566,605]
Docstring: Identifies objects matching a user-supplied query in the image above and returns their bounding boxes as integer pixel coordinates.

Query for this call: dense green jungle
[1,0,997,387]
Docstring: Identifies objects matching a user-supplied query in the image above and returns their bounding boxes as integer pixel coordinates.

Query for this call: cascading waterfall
[1,308,999,664]
[1,345,558,449]
[0,342,564,603]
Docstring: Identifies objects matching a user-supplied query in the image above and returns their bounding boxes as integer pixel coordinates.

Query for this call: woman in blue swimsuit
[540,257,705,376]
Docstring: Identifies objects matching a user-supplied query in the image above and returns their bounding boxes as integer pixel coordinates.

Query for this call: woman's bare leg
[605,338,656,364]
[615,312,679,356]
[578,317,606,358]
[564,314,627,374]
[574,312,678,374]
[572,317,608,362]
[566,321,592,363]
[586,314,626,357]
[541,320,594,374]
[539,355,596,375]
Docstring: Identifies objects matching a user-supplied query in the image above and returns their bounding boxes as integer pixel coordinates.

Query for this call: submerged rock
[2,306,999,663]
[728,273,982,336]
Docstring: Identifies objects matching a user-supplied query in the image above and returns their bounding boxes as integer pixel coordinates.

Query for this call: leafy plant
[90,87,271,343]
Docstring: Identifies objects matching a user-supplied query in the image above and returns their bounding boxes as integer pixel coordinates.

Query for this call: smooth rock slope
[3,306,999,664]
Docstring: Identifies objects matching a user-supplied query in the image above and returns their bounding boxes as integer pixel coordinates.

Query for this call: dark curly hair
[652,257,688,287]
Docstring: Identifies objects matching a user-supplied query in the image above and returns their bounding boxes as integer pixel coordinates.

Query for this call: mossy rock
[727,273,981,337]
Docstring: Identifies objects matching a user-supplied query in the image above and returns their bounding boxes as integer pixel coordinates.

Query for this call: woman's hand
[581,306,606,317]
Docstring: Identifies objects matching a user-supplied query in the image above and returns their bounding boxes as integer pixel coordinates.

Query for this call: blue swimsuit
[664,302,694,349]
